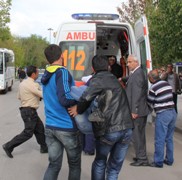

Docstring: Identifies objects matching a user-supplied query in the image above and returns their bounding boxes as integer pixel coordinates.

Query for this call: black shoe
[163,160,173,166]
[40,147,48,153]
[150,162,163,168]
[130,161,149,167]
[2,144,13,158]
[84,151,95,156]
[133,157,138,161]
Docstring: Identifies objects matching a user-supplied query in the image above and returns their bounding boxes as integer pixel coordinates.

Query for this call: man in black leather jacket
[68,55,134,180]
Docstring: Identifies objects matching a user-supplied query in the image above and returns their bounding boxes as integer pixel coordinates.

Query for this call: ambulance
[54,13,152,86]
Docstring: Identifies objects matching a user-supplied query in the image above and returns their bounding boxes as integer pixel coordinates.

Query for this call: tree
[117,0,147,26]
[117,0,182,67]
[149,0,182,65]
[0,35,49,68]
[19,35,49,68]
[0,36,25,68]
[0,0,11,40]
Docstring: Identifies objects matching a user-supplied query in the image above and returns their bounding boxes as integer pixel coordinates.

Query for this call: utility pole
[47,28,53,43]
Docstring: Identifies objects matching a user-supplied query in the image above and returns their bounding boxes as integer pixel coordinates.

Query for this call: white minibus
[0,48,15,93]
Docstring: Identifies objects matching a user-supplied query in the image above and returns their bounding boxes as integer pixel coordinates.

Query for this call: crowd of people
[2,44,181,180]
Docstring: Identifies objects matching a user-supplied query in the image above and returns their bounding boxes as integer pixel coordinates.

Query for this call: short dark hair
[92,55,108,72]
[148,69,160,81]
[167,63,173,68]
[44,44,62,64]
[108,55,116,61]
[26,65,37,77]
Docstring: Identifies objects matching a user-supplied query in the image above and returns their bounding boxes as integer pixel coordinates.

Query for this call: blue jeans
[154,109,177,166]
[74,112,93,134]
[70,85,87,101]
[70,86,93,134]
[43,128,82,180]
[92,129,133,180]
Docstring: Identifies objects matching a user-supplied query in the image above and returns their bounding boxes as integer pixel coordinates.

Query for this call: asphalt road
[0,81,182,180]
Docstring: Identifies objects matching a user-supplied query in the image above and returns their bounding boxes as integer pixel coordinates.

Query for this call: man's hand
[131,113,139,120]
[68,105,78,117]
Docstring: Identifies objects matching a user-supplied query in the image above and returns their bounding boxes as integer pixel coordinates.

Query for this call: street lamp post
[47,28,53,43]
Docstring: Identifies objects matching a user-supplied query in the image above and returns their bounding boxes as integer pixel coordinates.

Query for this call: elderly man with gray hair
[124,55,150,166]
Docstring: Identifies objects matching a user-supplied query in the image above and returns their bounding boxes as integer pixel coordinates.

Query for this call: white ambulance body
[54,13,152,85]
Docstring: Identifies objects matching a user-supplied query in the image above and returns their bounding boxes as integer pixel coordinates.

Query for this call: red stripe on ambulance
[143,26,147,36]
[146,59,150,69]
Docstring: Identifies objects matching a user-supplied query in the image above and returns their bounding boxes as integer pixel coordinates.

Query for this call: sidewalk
[175,95,182,134]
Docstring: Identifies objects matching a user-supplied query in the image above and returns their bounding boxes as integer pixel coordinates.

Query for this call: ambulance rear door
[55,22,97,84]
[134,15,152,77]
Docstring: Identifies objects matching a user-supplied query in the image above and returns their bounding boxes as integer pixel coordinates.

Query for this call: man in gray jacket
[125,55,150,166]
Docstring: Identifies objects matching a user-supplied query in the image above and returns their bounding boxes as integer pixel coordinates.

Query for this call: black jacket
[77,71,134,137]
[110,63,123,78]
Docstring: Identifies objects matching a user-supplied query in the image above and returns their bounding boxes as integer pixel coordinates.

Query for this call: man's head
[148,69,160,84]
[127,55,139,71]
[108,55,116,66]
[44,44,63,65]
[160,66,166,72]
[92,55,108,72]
[26,65,39,80]
[167,63,173,73]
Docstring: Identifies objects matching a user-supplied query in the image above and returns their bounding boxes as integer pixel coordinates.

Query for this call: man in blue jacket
[41,44,82,180]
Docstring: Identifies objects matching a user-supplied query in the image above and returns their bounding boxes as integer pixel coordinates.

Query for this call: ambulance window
[139,40,147,77]
[0,52,3,74]
[59,41,94,80]
[118,30,128,56]
[178,67,182,73]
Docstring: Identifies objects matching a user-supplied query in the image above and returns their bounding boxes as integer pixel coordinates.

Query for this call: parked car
[36,73,44,86]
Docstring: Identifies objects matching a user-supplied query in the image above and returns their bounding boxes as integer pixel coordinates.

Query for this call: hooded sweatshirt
[41,65,77,131]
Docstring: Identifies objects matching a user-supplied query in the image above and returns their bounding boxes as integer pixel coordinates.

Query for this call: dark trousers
[5,107,47,151]
[173,93,178,113]
[132,116,148,162]
[83,134,95,153]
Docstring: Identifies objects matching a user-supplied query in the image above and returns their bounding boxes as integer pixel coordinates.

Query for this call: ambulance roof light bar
[72,13,119,21]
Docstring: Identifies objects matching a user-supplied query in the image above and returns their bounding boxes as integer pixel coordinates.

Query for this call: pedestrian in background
[42,44,82,180]
[159,66,167,80]
[2,65,47,158]
[18,68,26,82]
[124,54,150,166]
[165,63,181,113]
[147,69,177,168]
[68,55,133,180]
[179,72,182,87]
